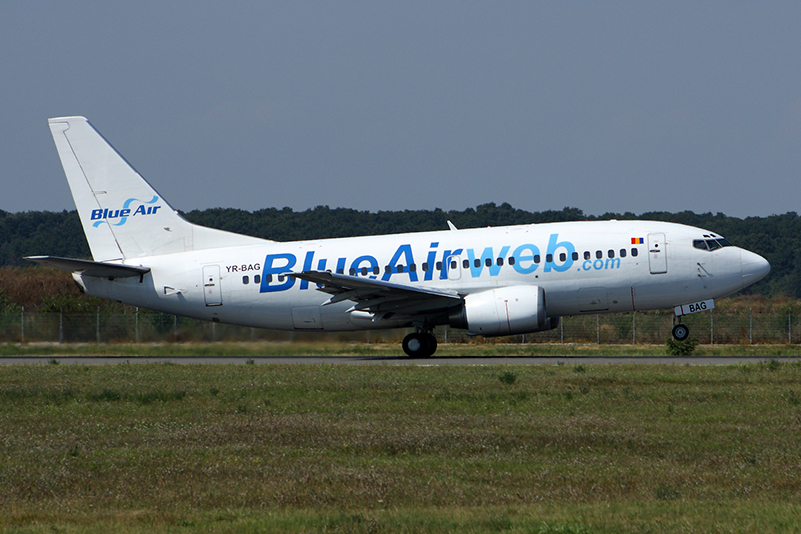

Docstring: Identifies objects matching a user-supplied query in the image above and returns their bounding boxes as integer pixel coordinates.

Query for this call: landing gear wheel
[402,332,437,358]
[425,333,437,356]
[672,323,690,341]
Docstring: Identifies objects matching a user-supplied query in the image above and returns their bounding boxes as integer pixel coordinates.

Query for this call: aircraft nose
[741,249,770,288]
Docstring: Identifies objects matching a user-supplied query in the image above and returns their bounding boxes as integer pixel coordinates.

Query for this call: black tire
[425,333,437,356]
[402,333,436,357]
[672,323,690,341]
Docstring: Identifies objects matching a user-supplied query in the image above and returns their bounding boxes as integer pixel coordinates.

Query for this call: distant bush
[665,338,699,356]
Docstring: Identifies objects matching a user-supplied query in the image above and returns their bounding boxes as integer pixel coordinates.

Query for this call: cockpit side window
[695,238,734,251]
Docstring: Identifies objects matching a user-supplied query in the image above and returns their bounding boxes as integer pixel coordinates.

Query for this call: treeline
[2,203,799,297]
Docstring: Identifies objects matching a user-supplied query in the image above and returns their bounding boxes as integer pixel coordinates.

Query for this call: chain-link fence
[1,309,798,344]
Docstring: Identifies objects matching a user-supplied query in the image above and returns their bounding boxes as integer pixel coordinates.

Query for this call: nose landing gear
[672,321,690,341]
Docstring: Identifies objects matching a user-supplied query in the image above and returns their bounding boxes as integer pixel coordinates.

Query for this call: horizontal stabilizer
[25,256,150,278]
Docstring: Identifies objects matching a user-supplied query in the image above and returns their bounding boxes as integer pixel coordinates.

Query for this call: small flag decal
[631,237,644,244]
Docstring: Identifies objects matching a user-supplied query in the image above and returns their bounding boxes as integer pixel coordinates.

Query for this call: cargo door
[578,287,609,312]
[292,306,324,330]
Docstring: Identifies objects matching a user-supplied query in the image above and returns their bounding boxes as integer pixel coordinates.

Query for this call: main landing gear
[672,320,690,341]
[402,329,438,358]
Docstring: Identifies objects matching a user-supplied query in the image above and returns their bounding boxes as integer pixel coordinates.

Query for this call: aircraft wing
[291,270,462,320]
[25,256,150,279]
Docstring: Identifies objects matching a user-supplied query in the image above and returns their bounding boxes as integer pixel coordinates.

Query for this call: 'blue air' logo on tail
[91,196,161,227]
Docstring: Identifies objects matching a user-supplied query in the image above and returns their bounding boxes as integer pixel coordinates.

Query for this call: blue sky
[2,2,800,218]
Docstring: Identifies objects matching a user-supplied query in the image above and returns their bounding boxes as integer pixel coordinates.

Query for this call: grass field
[1,359,800,533]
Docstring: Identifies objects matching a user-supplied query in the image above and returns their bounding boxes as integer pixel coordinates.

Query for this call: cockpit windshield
[693,238,733,251]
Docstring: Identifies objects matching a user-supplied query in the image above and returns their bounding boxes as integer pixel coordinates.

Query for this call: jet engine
[449,285,558,336]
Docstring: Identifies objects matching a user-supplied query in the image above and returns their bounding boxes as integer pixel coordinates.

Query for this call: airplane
[27,116,771,357]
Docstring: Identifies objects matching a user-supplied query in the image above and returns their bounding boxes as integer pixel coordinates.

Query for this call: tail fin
[48,116,266,261]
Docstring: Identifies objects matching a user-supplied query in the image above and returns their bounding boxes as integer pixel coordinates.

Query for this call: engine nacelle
[449,285,557,336]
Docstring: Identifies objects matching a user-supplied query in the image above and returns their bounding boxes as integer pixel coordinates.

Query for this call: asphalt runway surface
[1,356,798,366]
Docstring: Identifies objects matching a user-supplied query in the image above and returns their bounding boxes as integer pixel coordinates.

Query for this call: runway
[1,356,797,366]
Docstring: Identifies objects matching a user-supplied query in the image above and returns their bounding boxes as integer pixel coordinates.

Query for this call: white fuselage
[74,219,768,332]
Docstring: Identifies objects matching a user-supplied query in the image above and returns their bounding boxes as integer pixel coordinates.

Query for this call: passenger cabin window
[596,250,602,259]
[497,257,504,266]
[572,252,579,261]
[254,275,261,284]
[546,254,553,263]
[485,258,492,267]
[534,255,541,263]
[559,253,566,262]
[620,249,626,258]
[631,248,638,257]
[361,267,368,276]
[608,250,615,259]
[436,261,443,270]
[508,257,516,265]
[242,276,249,284]
[463,259,470,269]
[422,263,429,272]
[584,251,591,260]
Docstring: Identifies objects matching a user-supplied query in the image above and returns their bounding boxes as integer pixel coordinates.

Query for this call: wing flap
[290,271,461,318]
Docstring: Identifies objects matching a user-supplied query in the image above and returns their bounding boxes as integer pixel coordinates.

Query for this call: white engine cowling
[449,285,556,336]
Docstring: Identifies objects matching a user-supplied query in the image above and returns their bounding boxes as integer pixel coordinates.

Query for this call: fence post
[135,307,139,343]
[632,312,636,345]
[560,318,564,343]
[173,315,178,339]
[789,313,792,345]
[597,315,600,344]
[21,306,24,342]
[59,308,64,344]
[749,308,753,344]
[96,307,100,344]
[710,311,714,344]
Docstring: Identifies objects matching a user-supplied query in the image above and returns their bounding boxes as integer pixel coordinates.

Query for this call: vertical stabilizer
[48,116,265,261]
